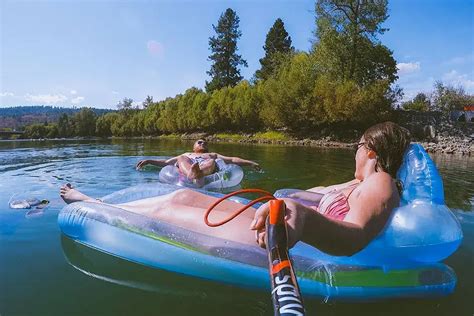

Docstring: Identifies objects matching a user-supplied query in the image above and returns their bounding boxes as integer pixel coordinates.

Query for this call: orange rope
[204,189,276,227]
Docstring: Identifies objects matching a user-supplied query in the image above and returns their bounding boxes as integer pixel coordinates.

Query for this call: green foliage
[402,93,431,111]
[431,81,473,112]
[314,77,392,129]
[254,131,289,141]
[260,53,321,130]
[255,18,294,81]
[314,0,397,86]
[74,108,97,137]
[206,8,248,92]
[57,113,71,137]
[96,112,119,137]
[23,123,58,139]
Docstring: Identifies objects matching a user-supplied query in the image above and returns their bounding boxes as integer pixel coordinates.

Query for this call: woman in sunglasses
[252,121,411,254]
[61,122,410,256]
[135,139,261,180]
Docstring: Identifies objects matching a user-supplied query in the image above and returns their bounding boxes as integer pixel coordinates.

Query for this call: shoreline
[6,132,473,156]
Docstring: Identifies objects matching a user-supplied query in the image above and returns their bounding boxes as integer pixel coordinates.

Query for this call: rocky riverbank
[179,124,473,156]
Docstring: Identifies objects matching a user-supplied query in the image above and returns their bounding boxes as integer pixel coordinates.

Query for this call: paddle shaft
[266,200,305,316]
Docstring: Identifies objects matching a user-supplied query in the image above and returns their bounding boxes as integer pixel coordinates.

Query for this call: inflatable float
[58,144,462,301]
[158,158,244,190]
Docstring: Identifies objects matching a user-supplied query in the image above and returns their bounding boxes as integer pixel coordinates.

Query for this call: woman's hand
[250,198,308,249]
[136,159,150,170]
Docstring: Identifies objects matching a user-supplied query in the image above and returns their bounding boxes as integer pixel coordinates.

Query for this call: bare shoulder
[346,172,397,225]
[359,172,394,199]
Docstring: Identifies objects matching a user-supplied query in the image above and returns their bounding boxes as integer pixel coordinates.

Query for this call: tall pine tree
[255,18,294,81]
[206,8,247,93]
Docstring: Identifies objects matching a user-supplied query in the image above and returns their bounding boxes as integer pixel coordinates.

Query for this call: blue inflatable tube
[58,144,461,301]
[158,159,244,190]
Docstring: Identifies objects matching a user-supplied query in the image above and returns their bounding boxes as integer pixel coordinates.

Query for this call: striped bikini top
[318,184,358,221]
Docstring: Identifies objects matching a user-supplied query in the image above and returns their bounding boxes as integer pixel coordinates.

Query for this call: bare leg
[60,185,257,245]
[198,159,217,176]
[60,184,98,204]
[176,156,203,180]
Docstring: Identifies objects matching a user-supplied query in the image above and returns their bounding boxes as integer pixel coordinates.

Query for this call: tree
[57,113,71,137]
[143,95,154,109]
[314,0,397,85]
[402,93,431,111]
[74,108,97,137]
[431,81,473,112]
[96,113,119,137]
[255,18,294,81]
[117,98,134,117]
[206,8,248,92]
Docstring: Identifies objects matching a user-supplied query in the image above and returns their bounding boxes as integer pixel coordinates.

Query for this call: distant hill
[0,105,114,129]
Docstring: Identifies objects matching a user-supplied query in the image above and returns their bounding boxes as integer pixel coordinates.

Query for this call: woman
[60,121,411,256]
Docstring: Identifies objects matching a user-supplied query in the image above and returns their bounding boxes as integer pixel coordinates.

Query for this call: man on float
[136,139,261,180]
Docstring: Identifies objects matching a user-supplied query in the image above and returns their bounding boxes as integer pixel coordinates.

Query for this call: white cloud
[112,91,119,95]
[25,93,68,104]
[445,54,474,66]
[147,40,164,57]
[397,62,421,75]
[70,90,77,95]
[0,92,14,97]
[71,96,85,104]
[442,70,474,91]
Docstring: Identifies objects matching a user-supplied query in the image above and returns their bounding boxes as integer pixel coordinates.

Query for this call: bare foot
[60,183,96,204]
[187,162,203,180]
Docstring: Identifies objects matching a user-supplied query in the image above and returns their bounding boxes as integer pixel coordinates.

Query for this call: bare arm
[251,173,396,256]
[136,156,180,170]
[215,154,261,170]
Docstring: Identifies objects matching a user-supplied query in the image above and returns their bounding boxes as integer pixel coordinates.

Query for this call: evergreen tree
[206,8,248,93]
[255,18,294,81]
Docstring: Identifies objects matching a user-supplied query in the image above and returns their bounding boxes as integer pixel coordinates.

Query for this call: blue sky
[1,0,473,109]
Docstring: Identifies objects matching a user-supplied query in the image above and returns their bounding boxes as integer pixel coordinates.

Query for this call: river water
[0,139,472,315]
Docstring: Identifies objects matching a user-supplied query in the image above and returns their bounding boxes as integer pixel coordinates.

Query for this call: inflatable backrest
[397,144,444,205]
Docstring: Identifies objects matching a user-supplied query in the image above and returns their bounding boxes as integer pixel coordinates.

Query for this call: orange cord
[204,189,276,227]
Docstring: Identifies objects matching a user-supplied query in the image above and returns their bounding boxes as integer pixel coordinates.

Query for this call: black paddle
[265,199,305,316]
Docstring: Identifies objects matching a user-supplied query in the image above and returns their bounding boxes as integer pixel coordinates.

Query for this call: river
[1,139,472,315]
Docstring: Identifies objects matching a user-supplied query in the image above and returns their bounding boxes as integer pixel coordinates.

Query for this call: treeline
[23,108,99,138]
[401,82,474,112]
[20,1,473,140]
[0,105,109,117]
[0,105,112,130]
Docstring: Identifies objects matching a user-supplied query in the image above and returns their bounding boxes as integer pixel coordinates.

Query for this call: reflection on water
[0,139,473,315]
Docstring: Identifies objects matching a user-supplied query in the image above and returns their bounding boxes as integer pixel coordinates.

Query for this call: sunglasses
[354,142,366,155]
[197,140,207,145]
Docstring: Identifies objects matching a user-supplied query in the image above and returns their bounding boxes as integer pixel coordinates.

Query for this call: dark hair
[363,121,411,179]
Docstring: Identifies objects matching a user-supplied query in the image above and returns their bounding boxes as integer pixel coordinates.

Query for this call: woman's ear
[367,150,377,160]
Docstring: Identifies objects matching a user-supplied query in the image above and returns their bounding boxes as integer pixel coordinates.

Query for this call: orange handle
[269,199,285,225]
